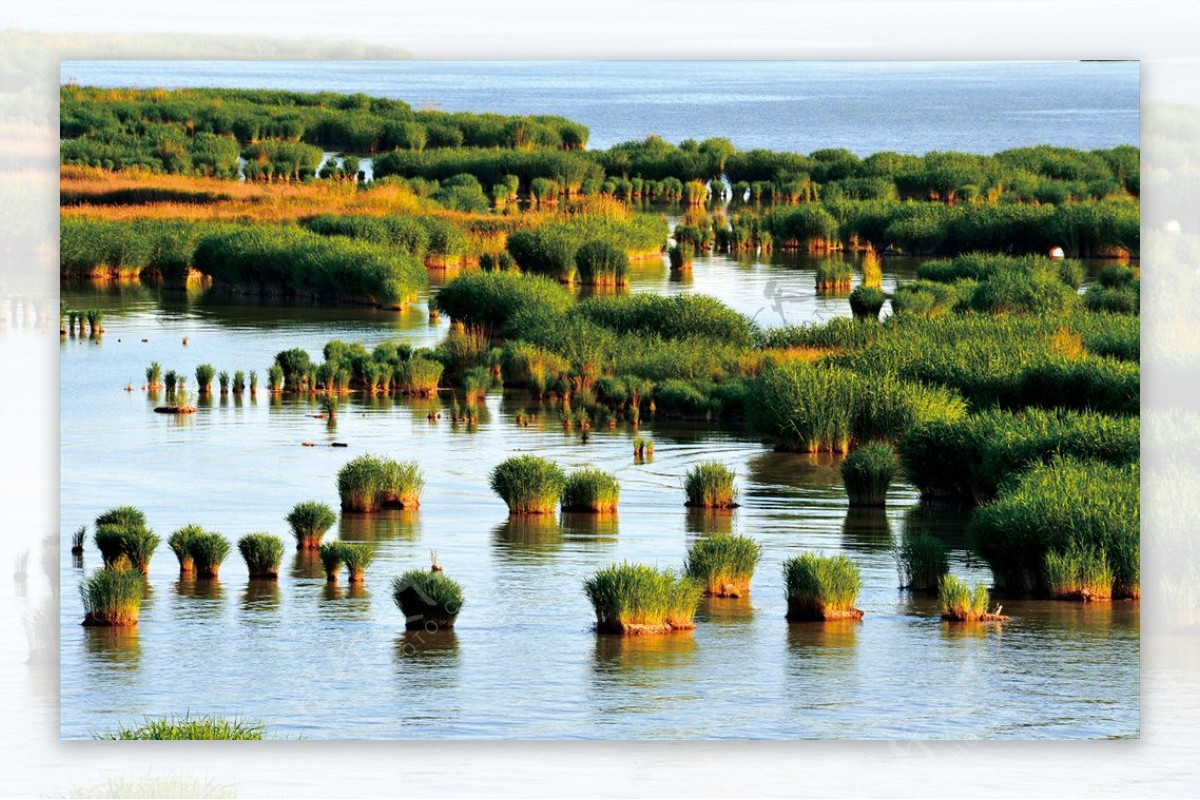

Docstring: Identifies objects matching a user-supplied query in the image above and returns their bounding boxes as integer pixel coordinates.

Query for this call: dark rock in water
[331,442,349,448]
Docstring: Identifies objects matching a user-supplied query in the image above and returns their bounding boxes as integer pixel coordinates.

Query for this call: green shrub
[237,533,285,579]
[783,552,863,621]
[683,534,761,597]
[583,562,703,634]
[840,443,895,506]
[393,569,464,629]
[683,462,739,509]
[285,501,338,550]
[560,468,620,514]
[490,455,567,514]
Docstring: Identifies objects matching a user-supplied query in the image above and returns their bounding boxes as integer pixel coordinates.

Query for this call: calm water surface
[59,250,1139,740]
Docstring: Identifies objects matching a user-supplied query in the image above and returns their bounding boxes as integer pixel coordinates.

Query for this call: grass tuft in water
[490,455,567,514]
[584,562,703,634]
[187,532,231,579]
[237,533,285,579]
[783,552,863,621]
[683,534,761,597]
[337,454,424,512]
[896,533,949,592]
[167,524,205,575]
[285,500,337,550]
[938,575,1006,622]
[840,443,895,507]
[560,468,620,514]
[94,713,266,740]
[93,525,159,575]
[683,462,739,509]
[340,542,376,583]
[393,569,464,629]
[319,541,345,583]
[80,566,143,626]
[1044,545,1115,602]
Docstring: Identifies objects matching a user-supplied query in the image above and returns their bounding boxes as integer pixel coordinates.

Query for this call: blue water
[60,60,1139,153]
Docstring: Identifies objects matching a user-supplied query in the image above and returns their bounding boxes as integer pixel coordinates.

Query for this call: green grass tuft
[683,534,761,597]
[560,468,620,513]
[340,542,376,583]
[80,567,143,626]
[840,443,895,506]
[392,569,465,629]
[285,500,337,549]
[237,533,285,579]
[683,462,739,509]
[938,575,997,621]
[337,454,424,512]
[783,552,863,621]
[187,532,231,579]
[167,524,205,574]
[584,562,703,634]
[1044,544,1115,602]
[490,455,567,514]
[93,524,159,575]
[94,713,266,740]
[896,533,949,591]
[319,541,345,582]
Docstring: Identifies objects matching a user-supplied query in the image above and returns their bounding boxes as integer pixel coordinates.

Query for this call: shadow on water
[900,501,976,552]
[841,507,894,552]
[83,627,140,671]
[394,628,460,664]
[338,509,421,542]
[492,516,562,563]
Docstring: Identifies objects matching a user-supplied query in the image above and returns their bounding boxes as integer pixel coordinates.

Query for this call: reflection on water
[593,632,698,677]
[173,579,225,620]
[841,507,893,552]
[319,583,372,619]
[395,628,459,663]
[684,508,734,536]
[697,595,754,626]
[560,512,620,547]
[83,627,140,671]
[290,551,325,581]
[786,620,860,671]
[901,502,976,552]
[241,578,281,615]
[338,510,421,542]
[492,516,562,562]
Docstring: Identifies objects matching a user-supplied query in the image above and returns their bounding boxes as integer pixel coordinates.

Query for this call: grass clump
[80,566,144,626]
[167,524,205,575]
[341,542,376,583]
[237,533,285,579]
[939,575,1007,622]
[849,286,885,321]
[840,443,895,506]
[71,525,87,555]
[95,505,147,530]
[560,468,620,514]
[319,541,345,583]
[815,259,853,294]
[187,532,231,579]
[1044,544,1115,602]
[574,240,630,287]
[896,533,949,592]
[490,455,567,514]
[783,552,863,621]
[683,534,761,597]
[94,714,265,740]
[683,462,739,509]
[194,363,216,394]
[583,563,704,635]
[285,500,337,550]
[145,362,162,389]
[337,454,424,512]
[93,525,160,575]
[393,569,464,630]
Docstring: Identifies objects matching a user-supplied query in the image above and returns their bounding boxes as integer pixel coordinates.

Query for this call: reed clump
[490,455,567,514]
[94,713,266,740]
[80,566,144,627]
[337,455,424,512]
[285,500,337,550]
[195,363,216,394]
[319,541,345,583]
[187,532,231,580]
[840,443,895,507]
[237,533,285,579]
[683,462,739,509]
[939,575,1008,622]
[849,286,885,321]
[861,249,883,289]
[815,260,853,294]
[584,562,704,635]
[93,523,159,576]
[683,534,761,597]
[341,542,376,583]
[1043,545,1115,602]
[392,569,464,630]
[896,533,949,592]
[560,468,620,514]
[783,552,863,621]
[167,524,205,575]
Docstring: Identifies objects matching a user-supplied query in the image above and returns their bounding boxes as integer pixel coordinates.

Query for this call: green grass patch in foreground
[584,562,703,634]
[393,569,464,630]
[683,534,761,597]
[840,442,895,507]
[80,566,144,627]
[285,500,338,550]
[490,455,567,514]
[683,462,739,509]
[237,533,285,579]
[560,468,620,514]
[337,454,424,512]
[783,552,863,621]
[94,713,266,740]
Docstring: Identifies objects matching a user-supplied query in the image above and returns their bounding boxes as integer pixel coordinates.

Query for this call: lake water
[58,61,1139,740]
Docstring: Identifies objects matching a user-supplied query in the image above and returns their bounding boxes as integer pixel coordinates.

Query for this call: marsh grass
[849,286,885,321]
[939,575,1007,622]
[71,525,87,555]
[95,506,147,530]
[195,363,216,394]
[816,260,853,294]
[683,462,739,509]
[187,532,231,579]
[574,240,630,287]
[167,524,205,575]
[783,552,863,621]
[1044,545,1115,602]
[667,244,693,271]
[145,361,162,389]
[861,249,883,289]
[319,541,345,583]
[896,533,949,592]
[80,567,143,626]
[337,455,424,512]
[683,534,761,597]
[93,524,159,575]
[237,533,285,579]
[560,468,620,514]
[584,562,704,635]
[840,443,895,506]
[490,455,567,514]
[340,542,376,583]
[285,500,337,550]
[633,436,654,460]
[94,713,265,740]
[393,569,464,630]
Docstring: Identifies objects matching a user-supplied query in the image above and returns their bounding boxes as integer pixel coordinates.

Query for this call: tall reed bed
[683,534,761,597]
[584,563,703,635]
[783,553,863,621]
[337,455,424,512]
[490,455,566,514]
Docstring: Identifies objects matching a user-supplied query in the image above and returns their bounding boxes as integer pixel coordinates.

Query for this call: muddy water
[58,253,1139,739]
